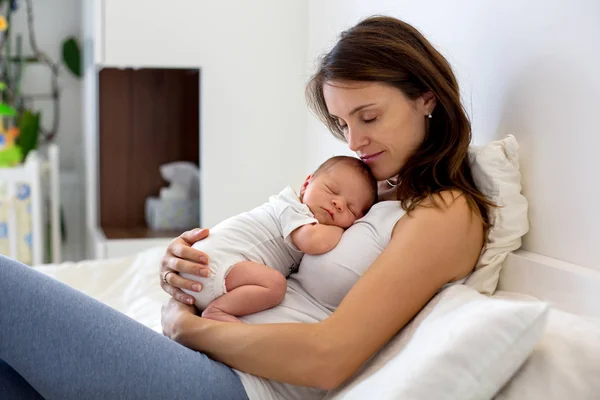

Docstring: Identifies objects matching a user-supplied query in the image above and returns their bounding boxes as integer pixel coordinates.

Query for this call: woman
[0,16,489,399]
[161,15,493,399]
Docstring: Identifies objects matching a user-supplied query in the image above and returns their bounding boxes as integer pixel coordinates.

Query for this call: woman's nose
[346,126,368,152]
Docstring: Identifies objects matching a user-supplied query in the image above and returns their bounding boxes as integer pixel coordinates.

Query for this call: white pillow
[493,292,600,400]
[466,134,529,294]
[325,285,548,400]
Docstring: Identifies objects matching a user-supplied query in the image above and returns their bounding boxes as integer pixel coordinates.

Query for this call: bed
[32,245,600,399]
[31,136,600,399]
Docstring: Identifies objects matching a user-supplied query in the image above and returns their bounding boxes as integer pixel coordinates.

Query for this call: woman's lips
[360,151,383,164]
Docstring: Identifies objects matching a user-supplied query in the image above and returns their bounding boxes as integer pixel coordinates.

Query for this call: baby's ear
[299,174,312,199]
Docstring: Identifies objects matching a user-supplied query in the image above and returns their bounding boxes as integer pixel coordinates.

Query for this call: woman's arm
[168,192,484,390]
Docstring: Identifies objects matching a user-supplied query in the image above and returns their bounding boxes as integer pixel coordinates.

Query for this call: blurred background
[0,0,597,273]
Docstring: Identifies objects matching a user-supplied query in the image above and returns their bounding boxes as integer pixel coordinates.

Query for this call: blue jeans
[0,255,248,400]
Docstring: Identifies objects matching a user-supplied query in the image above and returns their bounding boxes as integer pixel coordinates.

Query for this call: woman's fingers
[163,247,210,275]
[175,259,211,278]
[180,228,210,245]
[164,284,196,305]
[169,239,209,264]
[164,266,205,291]
[160,258,209,303]
[159,228,212,303]
[160,269,201,305]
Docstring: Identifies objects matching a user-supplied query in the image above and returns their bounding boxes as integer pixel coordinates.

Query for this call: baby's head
[300,156,377,229]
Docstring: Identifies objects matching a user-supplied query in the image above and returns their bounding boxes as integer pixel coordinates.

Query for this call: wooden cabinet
[99,68,199,236]
[89,67,200,259]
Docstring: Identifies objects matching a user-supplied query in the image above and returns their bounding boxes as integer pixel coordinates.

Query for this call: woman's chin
[372,165,404,182]
[371,169,394,182]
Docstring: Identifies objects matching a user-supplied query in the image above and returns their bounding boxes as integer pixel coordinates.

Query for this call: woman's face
[323,81,435,181]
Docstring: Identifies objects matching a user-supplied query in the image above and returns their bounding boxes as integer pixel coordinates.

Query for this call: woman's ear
[299,174,312,200]
[420,91,436,114]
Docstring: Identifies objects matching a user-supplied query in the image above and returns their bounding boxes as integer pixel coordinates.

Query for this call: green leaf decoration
[62,37,82,78]
[0,145,23,167]
[0,102,17,116]
[16,110,40,160]
[0,82,6,90]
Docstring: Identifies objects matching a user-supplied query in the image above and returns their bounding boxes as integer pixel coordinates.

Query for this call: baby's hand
[291,223,345,255]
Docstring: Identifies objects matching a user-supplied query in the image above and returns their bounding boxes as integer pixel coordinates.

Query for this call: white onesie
[181,186,318,309]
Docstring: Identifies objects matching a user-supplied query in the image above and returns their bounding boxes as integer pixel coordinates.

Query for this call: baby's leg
[201,261,287,323]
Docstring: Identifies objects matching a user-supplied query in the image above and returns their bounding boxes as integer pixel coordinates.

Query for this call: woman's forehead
[323,81,395,114]
[324,80,384,98]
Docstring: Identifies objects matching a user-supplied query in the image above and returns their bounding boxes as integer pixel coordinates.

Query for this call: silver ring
[163,270,176,284]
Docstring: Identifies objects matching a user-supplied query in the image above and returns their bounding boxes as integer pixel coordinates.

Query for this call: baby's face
[301,165,374,229]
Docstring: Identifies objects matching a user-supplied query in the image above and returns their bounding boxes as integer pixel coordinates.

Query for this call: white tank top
[237,201,407,400]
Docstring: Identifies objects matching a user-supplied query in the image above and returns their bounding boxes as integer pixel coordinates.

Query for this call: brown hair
[306,16,494,228]
[314,155,378,211]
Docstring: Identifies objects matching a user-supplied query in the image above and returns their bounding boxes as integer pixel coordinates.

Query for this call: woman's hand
[160,228,212,305]
[161,297,198,342]
[161,298,223,349]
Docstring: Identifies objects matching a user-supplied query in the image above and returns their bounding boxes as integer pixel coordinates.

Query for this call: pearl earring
[427,113,432,119]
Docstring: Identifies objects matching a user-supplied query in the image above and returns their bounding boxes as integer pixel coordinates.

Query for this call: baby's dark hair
[313,156,378,207]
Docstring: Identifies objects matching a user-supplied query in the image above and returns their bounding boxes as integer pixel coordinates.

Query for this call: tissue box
[145,197,200,231]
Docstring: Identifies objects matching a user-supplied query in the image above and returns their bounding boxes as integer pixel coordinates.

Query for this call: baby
[181,155,377,322]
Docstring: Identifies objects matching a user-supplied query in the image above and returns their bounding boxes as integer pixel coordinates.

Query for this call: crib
[0,144,61,265]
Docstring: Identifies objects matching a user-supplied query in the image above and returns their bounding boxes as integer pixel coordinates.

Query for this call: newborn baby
[181,156,377,322]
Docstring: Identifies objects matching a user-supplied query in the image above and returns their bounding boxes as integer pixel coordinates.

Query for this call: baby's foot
[201,307,242,323]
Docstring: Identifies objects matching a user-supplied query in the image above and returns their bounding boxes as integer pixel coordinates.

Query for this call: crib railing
[0,145,61,265]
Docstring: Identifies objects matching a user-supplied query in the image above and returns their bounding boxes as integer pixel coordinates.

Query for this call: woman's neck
[377,181,398,201]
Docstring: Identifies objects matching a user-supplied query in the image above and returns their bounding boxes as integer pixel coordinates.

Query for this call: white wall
[306,0,600,270]
[93,0,309,228]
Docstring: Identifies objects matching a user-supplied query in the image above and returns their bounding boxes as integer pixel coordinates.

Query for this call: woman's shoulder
[355,189,482,255]
[420,189,471,209]
[388,189,484,279]
[369,189,474,231]
[393,190,482,233]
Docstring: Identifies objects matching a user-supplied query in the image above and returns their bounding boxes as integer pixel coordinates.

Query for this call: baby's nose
[332,198,344,211]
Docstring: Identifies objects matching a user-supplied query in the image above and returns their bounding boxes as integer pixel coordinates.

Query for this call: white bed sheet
[34,245,170,333]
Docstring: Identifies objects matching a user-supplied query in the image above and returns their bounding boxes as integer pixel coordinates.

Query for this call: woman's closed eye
[336,118,376,129]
